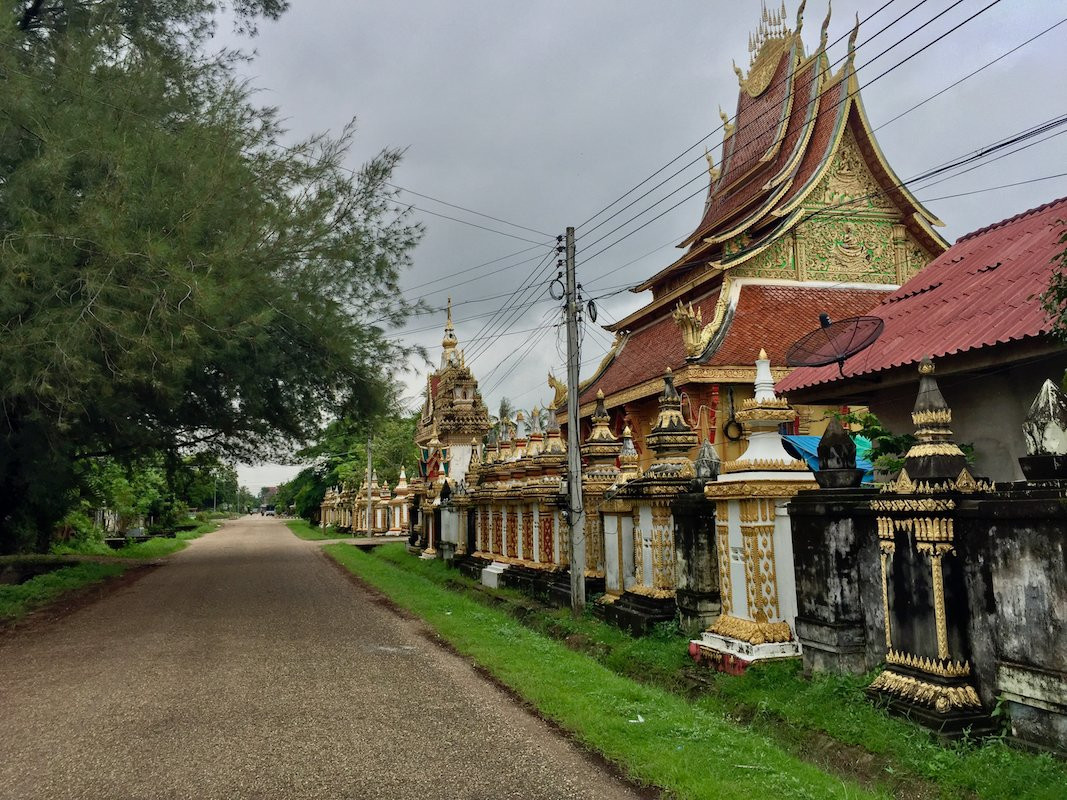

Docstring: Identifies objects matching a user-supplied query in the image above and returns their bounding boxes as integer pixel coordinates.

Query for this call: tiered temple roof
[575,1,948,418]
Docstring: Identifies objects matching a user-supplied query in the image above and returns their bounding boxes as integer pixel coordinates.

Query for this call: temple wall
[870,353,1067,482]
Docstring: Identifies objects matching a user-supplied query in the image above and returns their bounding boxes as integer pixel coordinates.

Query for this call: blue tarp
[783,434,875,484]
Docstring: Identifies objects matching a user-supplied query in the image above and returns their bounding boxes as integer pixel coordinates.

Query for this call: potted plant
[832,411,916,484]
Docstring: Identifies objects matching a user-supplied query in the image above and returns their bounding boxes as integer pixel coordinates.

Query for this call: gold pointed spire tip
[759,347,768,360]
[596,389,604,399]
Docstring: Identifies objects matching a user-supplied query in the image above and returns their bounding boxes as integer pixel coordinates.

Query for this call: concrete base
[499,564,555,599]
[481,561,509,588]
[456,555,489,581]
[594,590,677,636]
[690,631,801,675]
[546,571,605,608]
[419,548,437,560]
[794,615,869,676]
[675,589,720,633]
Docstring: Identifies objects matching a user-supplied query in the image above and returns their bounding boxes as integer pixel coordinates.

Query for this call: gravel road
[0,516,644,800]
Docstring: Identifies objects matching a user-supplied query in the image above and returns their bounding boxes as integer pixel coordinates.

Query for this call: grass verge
[286,519,354,540]
[0,562,128,622]
[326,542,882,800]
[52,519,222,559]
[364,544,1067,800]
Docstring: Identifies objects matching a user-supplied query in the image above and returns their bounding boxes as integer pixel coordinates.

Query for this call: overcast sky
[226,0,1067,491]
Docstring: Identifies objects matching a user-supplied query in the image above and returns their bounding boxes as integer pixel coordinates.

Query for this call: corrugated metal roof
[776,196,1067,394]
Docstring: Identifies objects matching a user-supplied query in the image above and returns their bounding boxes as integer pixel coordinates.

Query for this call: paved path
[0,517,643,800]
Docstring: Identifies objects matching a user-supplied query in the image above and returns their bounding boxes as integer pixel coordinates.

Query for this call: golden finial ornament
[759,347,769,360]
[820,0,832,50]
[846,12,860,65]
[919,356,935,375]
[795,0,806,33]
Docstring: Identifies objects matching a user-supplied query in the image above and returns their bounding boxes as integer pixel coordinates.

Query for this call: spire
[617,424,641,483]
[820,0,832,51]
[895,356,973,486]
[846,12,860,69]
[644,369,698,476]
[440,296,459,368]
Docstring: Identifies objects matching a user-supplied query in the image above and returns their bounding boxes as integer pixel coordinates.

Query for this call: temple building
[565,1,947,466]
[777,194,1067,480]
[411,298,492,555]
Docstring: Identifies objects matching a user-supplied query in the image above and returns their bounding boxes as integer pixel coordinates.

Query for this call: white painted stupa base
[696,631,802,663]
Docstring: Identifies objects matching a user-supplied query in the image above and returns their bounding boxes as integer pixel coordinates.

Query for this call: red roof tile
[776,196,1067,395]
[580,282,891,406]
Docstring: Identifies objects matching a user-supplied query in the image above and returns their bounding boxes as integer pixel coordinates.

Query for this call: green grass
[285,519,354,540]
[0,562,128,621]
[326,542,882,800]
[51,519,221,558]
[362,544,1067,800]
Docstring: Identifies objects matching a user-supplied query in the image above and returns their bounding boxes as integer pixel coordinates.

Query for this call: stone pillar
[789,487,882,674]
[672,490,720,631]
[694,350,815,671]
[866,358,994,736]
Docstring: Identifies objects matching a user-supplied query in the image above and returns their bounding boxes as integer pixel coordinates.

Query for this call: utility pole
[564,225,586,617]
[366,434,373,536]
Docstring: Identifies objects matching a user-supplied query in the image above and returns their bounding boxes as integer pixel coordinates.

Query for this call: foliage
[0,2,422,551]
[327,543,878,800]
[834,411,915,475]
[489,397,515,440]
[0,561,127,622]
[1040,222,1067,339]
[275,410,420,520]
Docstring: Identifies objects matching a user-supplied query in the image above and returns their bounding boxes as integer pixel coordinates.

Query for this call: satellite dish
[786,315,884,377]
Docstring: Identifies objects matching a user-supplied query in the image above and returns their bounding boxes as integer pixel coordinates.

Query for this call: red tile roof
[776,196,1067,395]
[580,282,891,406]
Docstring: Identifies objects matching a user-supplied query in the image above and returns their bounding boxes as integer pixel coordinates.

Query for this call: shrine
[692,350,816,669]
[410,298,492,557]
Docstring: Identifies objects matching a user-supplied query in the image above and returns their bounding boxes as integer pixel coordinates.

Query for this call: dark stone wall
[672,492,719,631]
[963,488,1067,753]
[789,488,883,674]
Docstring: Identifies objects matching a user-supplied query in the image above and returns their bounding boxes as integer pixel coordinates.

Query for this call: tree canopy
[0,2,421,550]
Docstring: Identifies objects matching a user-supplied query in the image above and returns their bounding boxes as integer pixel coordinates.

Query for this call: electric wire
[574,0,945,245]
[572,0,903,234]
[576,0,1008,268]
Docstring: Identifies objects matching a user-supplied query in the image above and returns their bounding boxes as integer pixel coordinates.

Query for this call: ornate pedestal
[692,351,814,671]
[866,358,995,737]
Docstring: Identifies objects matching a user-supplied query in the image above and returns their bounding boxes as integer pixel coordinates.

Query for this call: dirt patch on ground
[0,562,159,638]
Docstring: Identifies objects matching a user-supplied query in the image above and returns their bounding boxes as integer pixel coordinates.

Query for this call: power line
[386,182,552,237]
[402,244,549,293]
[872,16,1067,133]
[574,0,946,245]
[576,0,1011,269]
[578,9,1060,298]
[572,0,904,234]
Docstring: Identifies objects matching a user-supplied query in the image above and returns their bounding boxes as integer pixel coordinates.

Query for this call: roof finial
[446,296,453,327]
[732,58,744,85]
[846,12,860,66]
[820,0,832,51]
[795,0,807,33]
